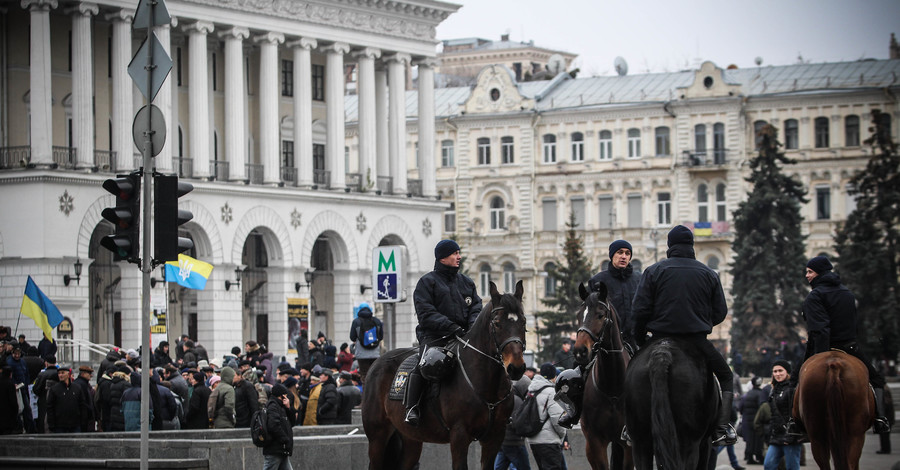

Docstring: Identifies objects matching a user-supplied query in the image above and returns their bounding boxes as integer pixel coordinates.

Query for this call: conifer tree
[834,110,900,361]
[534,211,594,363]
[730,124,809,363]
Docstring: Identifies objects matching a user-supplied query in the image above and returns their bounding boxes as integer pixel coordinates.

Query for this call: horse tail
[648,342,680,468]
[825,361,849,468]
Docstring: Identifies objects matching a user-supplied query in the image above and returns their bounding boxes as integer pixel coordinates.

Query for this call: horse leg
[616,442,634,470]
[478,438,503,470]
[366,426,393,470]
[809,440,832,470]
[449,431,472,470]
[630,441,653,470]
[585,438,610,470]
[397,435,423,470]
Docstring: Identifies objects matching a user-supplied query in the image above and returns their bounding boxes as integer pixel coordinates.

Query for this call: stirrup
[874,416,891,434]
[620,426,632,447]
[404,406,420,426]
[711,423,737,446]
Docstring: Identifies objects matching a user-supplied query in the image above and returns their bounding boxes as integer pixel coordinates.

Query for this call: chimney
[501,33,509,42]
[891,33,899,60]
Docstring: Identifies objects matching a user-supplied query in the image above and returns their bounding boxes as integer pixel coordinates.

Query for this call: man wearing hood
[790,256,890,434]
[404,239,482,426]
[527,364,567,469]
[263,383,296,470]
[349,303,383,383]
[630,225,735,446]
[152,341,174,368]
[212,366,236,428]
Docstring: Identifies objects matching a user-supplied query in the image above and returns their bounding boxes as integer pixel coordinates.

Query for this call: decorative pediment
[678,61,742,100]
[463,65,535,115]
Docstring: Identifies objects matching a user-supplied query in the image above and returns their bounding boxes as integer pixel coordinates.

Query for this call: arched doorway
[88,222,121,347]
[241,229,271,347]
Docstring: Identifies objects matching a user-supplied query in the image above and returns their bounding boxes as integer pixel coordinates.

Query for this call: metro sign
[373,246,405,303]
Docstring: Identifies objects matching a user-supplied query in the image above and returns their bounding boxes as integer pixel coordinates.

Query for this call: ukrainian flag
[694,221,713,237]
[165,254,214,290]
[21,276,64,341]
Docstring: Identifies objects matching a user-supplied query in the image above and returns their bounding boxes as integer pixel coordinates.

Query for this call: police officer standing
[404,239,482,426]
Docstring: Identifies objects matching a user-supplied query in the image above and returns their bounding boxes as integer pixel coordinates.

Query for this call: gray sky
[435,0,899,77]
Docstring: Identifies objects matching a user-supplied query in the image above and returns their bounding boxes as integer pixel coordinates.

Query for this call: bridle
[576,297,622,361]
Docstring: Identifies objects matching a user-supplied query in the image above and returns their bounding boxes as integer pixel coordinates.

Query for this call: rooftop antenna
[754,56,763,66]
[614,56,628,76]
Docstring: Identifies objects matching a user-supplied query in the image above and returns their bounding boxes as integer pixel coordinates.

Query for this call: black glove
[454,326,466,338]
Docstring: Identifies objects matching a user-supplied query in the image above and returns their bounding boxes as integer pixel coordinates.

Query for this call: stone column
[69,2,98,170]
[184,21,213,178]
[353,47,380,192]
[287,38,316,188]
[152,19,175,172]
[23,0,57,167]
[386,53,410,194]
[219,27,249,181]
[106,8,133,171]
[375,67,389,190]
[323,42,349,190]
[414,58,437,197]
[255,32,285,185]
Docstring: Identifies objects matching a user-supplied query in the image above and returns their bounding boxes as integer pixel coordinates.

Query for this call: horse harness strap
[586,355,623,410]
[454,340,513,441]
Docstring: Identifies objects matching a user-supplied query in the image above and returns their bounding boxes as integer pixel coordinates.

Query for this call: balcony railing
[281,166,298,185]
[313,169,330,188]
[173,156,193,178]
[246,163,264,184]
[408,178,423,197]
[678,149,729,168]
[94,150,117,173]
[53,146,77,169]
[346,172,362,192]
[0,146,31,169]
[377,176,392,195]
[211,160,229,181]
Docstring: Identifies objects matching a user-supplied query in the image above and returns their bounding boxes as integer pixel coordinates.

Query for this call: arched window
[694,124,707,156]
[490,196,506,230]
[627,128,641,158]
[815,117,830,148]
[441,139,455,167]
[543,262,557,296]
[655,126,670,156]
[479,264,492,297]
[713,122,725,163]
[716,183,727,221]
[503,263,516,293]
[845,115,860,147]
[784,119,799,149]
[571,132,584,162]
[698,184,709,222]
[477,137,491,165]
[542,134,557,163]
[708,255,720,272]
[598,130,612,161]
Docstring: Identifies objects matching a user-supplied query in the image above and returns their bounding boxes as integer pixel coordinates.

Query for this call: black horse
[362,281,527,470]
[623,337,717,470]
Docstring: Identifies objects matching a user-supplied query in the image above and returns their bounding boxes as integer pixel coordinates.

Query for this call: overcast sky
[435,0,900,77]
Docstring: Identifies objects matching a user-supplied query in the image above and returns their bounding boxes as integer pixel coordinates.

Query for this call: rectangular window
[816,186,831,220]
[477,138,491,165]
[501,136,515,164]
[627,129,641,158]
[176,47,182,86]
[444,202,456,233]
[657,192,671,225]
[655,127,670,156]
[441,140,455,167]
[571,135,584,162]
[542,198,557,231]
[845,116,860,147]
[211,53,217,91]
[598,131,612,161]
[503,269,516,293]
[313,144,325,171]
[282,140,294,168]
[571,198,585,229]
[281,59,294,96]
[815,117,830,148]
[543,138,556,163]
[312,64,325,101]
[597,196,613,229]
[845,184,858,214]
[785,119,799,150]
[627,193,642,228]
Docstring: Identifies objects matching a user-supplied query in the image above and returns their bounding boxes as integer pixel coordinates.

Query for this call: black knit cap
[772,359,792,374]
[608,240,633,260]
[271,383,289,398]
[667,225,694,248]
[434,239,460,260]
[806,256,833,274]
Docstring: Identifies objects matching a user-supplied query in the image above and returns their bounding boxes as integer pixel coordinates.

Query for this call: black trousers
[796,341,885,388]
[654,333,733,393]
[530,443,564,470]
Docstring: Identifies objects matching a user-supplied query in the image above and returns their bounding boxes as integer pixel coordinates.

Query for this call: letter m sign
[373,246,405,303]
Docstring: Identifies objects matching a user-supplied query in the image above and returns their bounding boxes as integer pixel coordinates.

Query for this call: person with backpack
[494,376,532,470]
[348,302,383,383]
[526,363,566,470]
[262,383,296,470]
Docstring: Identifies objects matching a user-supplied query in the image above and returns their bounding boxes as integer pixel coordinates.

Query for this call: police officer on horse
[404,239,482,426]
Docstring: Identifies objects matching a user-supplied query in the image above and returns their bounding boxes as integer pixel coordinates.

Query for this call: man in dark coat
[73,366,95,432]
[106,369,131,431]
[6,345,34,432]
[316,370,340,425]
[185,371,211,429]
[232,367,259,427]
[790,256,890,434]
[739,376,767,464]
[32,356,60,433]
[630,225,735,446]
[263,383,296,469]
[335,371,361,425]
[588,239,641,348]
[94,366,116,431]
[151,341,174,369]
[46,366,89,433]
[404,239,482,426]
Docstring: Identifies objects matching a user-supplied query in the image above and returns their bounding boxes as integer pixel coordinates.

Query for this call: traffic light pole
[139,4,155,470]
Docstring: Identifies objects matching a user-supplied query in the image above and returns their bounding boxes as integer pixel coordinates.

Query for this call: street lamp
[225,266,243,291]
[645,229,661,263]
[294,268,314,293]
[63,259,83,286]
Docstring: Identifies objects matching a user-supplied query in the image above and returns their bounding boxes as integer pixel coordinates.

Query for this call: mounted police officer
[404,239,482,426]
[788,256,890,436]
[556,239,640,429]
[629,225,736,446]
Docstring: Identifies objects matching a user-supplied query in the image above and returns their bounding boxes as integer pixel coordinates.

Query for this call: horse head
[486,280,527,380]
[573,281,621,366]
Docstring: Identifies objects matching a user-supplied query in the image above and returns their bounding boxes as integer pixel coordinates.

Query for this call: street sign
[132,105,166,156]
[373,246,406,303]
[133,0,171,30]
[128,33,172,102]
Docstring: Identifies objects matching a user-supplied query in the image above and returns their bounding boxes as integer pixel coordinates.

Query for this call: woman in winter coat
[263,383,296,470]
[758,360,801,470]
[121,373,152,431]
[185,372,211,429]
[527,364,567,470]
[738,376,767,465]
[211,367,236,429]
[316,371,340,425]
[337,343,354,373]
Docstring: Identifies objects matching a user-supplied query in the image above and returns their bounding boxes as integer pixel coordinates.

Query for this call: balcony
[52,146,77,169]
[377,176,392,195]
[173,156,193,178]
[281,166,298,186]
[0,146,31,169]
[677,149,729,169]
[689,221,731,240]
[408,179,423,197]
[313,169,330,188]
[211,160,229,181]
[94,150,118,173]
[246,163,263,184]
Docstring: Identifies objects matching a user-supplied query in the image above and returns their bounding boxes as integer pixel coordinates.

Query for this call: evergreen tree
[534,211,594,363]
[730,124,809,364]
[834,110,900,362]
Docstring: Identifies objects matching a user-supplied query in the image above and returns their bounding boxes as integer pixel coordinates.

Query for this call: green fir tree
[730,124,809,365]
[834,110,900,362]
[534,211,594,364]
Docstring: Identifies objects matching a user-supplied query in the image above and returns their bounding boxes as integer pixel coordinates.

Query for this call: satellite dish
[614,56,628,76]
[755,56,763,66]
[547,54,566,75]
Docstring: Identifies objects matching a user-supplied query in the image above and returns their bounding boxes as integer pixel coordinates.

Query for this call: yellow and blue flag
[165,254,214,290]
[694,221,712,237]
[21,276,64,341]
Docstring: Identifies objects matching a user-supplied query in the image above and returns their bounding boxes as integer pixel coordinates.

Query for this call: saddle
[388,353,419,401]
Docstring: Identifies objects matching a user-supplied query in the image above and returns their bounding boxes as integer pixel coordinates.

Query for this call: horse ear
[489,281,501,303]
[579,282,588,301]
[514,280,524,301]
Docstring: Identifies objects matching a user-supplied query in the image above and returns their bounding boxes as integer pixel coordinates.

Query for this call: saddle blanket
[389,353,419,401]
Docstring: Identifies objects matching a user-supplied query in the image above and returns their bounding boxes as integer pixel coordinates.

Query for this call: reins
[578,296,625,408]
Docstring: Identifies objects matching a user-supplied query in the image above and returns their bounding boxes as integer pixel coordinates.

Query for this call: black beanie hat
[608,240,633,260]
[667,225,694,248]
[806,256,833,274]
[772,359,792,374]
[271,383,289,398]
[434,239,461,260]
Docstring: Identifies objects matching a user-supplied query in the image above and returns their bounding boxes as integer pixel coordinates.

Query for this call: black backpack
[249,407,269,447]
[510,385,552,437]
[358,316,380,349]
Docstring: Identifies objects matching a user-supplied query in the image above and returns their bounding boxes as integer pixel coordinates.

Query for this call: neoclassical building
[347,57,900,350]
[0,0,460,361]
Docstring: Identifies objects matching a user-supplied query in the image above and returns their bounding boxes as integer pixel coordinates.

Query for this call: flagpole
[13,309,22,338]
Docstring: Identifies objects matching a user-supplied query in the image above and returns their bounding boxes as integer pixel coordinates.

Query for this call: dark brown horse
[793,350,873,470]
[572,282,632,470]
[362,281,527,470]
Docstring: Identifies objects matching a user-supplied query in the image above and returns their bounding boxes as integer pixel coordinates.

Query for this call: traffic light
[154,174,194,262]
[100,174,141,262]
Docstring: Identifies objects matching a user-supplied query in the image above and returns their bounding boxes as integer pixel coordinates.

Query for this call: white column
[323,42,349,190]
[152,20,175,172]
[353,47,380,192]
[219,27,249,181]
[414,58,437,197]
[287,38,316,188]
[375,67,389,190]
[255,32,285,185]
[106,9,133,172]
[69,2,98,170]
[23,0,57,166]
[185,21,213,178]
[386,53,410,194]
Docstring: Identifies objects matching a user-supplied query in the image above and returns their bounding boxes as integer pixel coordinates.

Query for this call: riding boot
[404,369,425,426]
[873,387,891,434]
[620,426,632,447]
[711,391,737,446]
[785,417,809,443]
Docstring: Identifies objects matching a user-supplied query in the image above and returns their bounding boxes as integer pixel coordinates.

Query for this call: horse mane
[469,291,523,334]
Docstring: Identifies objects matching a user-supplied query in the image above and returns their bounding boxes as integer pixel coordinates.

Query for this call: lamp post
[645,229,660,263]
